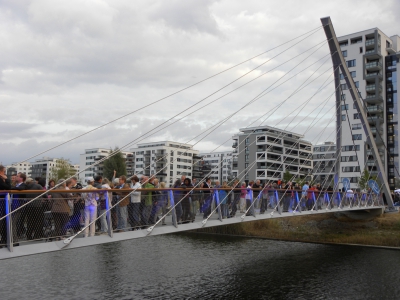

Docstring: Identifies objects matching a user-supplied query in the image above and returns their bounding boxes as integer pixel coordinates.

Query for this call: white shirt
[130,182,141,203]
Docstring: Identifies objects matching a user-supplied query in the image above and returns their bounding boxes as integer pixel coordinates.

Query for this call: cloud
[0,0,398,166]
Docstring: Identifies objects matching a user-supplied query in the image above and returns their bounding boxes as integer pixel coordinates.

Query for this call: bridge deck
[0,205,385,260]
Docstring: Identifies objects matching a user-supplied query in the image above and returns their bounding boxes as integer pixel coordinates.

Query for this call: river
[0,233,399,299]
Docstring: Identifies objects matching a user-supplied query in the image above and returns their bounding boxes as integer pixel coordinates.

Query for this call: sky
[1,0,399,166]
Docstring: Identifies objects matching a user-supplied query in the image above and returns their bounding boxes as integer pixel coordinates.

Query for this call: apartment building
[232,125,313,183]
[130,141,199,186]
[6,161,32,179]
[312,142,336,189]
[198,151,233,183]
[79,148,133,182]
[337,29,399,189]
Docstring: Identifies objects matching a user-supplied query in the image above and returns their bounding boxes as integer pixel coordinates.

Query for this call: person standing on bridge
[116,176,130,231]
[0,165,11,247]
[202,178,212,219]
[245,181,254,216]
[129,175,141,229]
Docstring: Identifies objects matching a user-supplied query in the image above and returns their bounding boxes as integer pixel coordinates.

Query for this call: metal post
[5,193,13,252]
[275,190,282,215]
[312,192,317,211]
[214,190,222,221]
[104,191,113,238]
[169,190,178,228]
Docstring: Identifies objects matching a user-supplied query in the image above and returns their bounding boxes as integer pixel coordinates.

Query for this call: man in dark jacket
[12,173,27,238]
[0,165,11,246]
[25,178,45,240]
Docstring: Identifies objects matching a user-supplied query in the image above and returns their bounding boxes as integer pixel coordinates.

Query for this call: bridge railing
[0,188,383,251]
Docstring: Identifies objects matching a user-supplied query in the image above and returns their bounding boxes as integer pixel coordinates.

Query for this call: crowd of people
[0,164,381,246]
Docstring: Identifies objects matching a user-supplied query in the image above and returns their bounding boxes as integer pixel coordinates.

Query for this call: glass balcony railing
[365,39,375,46]
[365,61,382,69]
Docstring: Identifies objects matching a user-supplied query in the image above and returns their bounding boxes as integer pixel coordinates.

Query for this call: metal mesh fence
[0,188,385,250]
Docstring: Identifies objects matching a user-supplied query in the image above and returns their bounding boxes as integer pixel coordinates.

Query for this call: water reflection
[0,233,399,299]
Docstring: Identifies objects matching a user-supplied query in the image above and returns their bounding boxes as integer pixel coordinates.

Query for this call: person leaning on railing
[25,177,45,240]
[51,179,71,240]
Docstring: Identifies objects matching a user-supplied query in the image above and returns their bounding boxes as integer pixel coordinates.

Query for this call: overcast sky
[1,0,399,165]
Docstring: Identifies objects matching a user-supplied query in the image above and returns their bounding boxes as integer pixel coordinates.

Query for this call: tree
[50,159,76,182]
[283,170,293,183]
[103,147,127,180]
[358,169,377,190]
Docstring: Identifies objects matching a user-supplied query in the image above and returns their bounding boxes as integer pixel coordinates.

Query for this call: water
[0,234,399,299]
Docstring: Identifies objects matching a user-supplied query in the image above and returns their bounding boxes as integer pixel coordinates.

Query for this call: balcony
[386,45,396,55]
[365,71,383,83]
[365,105,383,113]
[365,39,375,47]
[369,126,383,135]
[365,61,382,71]
[364,48,381,59]
[366,84,382,92]
[365,94,383,104]
[232,143,238,148]
[367,115,383,123]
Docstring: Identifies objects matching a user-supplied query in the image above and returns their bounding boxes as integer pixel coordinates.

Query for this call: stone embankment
[195,212,400,248]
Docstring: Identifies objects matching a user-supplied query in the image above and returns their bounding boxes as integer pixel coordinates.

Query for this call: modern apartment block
[6,161,32,179]
[130,141,199,186]
[198,151,233,183]
[30,157,62,185]
[79,148,133,182]
[312,142,336,188]
[337,29,399,189]
[232,125,313,183]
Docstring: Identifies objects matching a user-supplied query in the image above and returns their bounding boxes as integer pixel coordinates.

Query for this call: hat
[86,177,94,183]
[26,177,34,183]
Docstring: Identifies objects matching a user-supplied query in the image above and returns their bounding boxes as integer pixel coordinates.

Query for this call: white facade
[233,125,313,183]
[337,28,400,189]
[199,151,233,183]
[312,142,336,189]
[6,161,32,178]
[130,141,199,186]
[79,148,133,181]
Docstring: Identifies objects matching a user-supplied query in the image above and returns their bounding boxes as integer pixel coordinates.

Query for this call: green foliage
[50,159,75,182]
[358,169,377,190]
[283,170,293,183]
[103,147,127,180]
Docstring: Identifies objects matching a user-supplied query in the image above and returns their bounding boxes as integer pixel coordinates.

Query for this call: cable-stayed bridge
[0,17,395,259]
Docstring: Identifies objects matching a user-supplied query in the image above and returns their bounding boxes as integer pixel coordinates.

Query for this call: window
[339,73,345,80]
[355,81,359,88]
[342,166,360,172]
[245,155,249,161]
[245,138,249,145]
[360,47,363,53]
[341,83,348,90]
[347,59,356,67]
[351,37,362,44]
[341,104,349,110]
[350,71,356,78]
[341,94,346,100]
[354,113,360,119]
[342,50,347,57]
[352,123,362,130]
[341,114,346,121]
[342,145,360,152]
[339,40,348,47]
[352,134,362,140]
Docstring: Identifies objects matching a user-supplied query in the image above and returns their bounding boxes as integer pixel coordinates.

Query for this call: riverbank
[194,211,400,248]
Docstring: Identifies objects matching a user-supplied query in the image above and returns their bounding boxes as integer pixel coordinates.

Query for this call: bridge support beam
[321,16,394,209]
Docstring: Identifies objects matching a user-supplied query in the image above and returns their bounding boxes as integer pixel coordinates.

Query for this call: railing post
[5,193,13,252]
[104,191,113,238]
[214,190,222,221]
[295,191,300,212]
[169,190,178,228]
[312,191,317,211]
[275,190,281,215]
[324,192,330,210]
